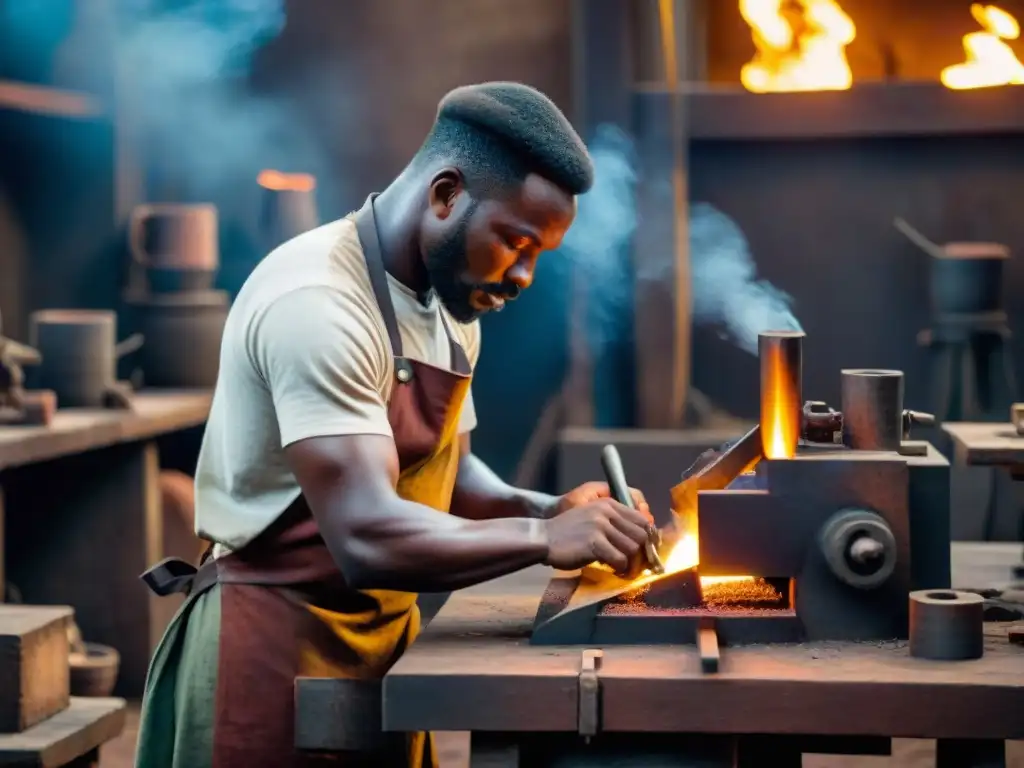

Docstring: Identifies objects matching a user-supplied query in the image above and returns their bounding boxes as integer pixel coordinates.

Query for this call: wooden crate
[0,605,72,733]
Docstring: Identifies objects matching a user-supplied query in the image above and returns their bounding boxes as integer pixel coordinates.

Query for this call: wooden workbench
[943,422,1024,577]
[383,544,1024,764]
[0,390,212,698]
[943,422,1024,471]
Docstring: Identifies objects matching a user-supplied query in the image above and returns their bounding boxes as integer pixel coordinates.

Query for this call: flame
[941,4,1024,89]
[740,0,856,92]
[661,531,753,586]
[761,346,800,459]
[257,170,317,192]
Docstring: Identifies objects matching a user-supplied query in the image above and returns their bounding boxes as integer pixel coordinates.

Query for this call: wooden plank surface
[943,422,1024,468]
[0,390,211,470]
[0,697,126,767]
[384,544,1024,735]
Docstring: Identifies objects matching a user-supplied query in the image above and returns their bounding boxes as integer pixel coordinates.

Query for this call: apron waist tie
[141,557,220,598]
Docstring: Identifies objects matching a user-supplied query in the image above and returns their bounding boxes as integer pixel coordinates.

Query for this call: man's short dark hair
[412,82,594,199]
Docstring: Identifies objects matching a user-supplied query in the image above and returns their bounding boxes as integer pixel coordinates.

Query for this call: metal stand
[919,312,1016,423]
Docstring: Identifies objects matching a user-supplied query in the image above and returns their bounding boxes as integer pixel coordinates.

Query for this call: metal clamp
[577,649,603,739]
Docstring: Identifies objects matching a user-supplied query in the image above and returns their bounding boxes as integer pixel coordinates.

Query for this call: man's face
[421,172,576,323]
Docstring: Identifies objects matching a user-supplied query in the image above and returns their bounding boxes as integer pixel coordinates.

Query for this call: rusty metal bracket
[698,617,720,674]
[577,649,604,739]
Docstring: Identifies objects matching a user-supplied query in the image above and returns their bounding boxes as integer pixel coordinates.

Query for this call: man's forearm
[320,491,551,593]
[450,451,560,521]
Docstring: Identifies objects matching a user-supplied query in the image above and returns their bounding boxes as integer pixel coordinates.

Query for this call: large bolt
[819,508,897,590]
[848,536,885,564]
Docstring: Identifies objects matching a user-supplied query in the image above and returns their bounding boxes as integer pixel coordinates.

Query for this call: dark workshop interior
[1,0,1023,766]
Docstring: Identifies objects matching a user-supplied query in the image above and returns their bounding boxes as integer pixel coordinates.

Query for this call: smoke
[555,125,639,349]
[118,0,333,200]
[689,203,803,354]
[557,125,802,357]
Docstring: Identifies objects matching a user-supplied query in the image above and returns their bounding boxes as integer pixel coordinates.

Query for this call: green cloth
[135,585,222,768]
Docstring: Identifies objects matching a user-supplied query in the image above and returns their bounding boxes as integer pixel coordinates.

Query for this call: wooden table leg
[3,439,167,697]
[937,739,1006,768]
[0,484,6,603]
[735,735,801,768]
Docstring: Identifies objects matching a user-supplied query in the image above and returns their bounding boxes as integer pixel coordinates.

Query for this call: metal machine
[532,331,950,660]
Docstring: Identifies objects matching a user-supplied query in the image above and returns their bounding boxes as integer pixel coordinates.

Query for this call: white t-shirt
[194,217,481,552]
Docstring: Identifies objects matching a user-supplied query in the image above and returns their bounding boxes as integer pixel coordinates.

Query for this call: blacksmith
[135,82,652,768]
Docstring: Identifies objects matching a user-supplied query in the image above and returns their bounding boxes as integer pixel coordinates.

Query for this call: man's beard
[424,200,518,324]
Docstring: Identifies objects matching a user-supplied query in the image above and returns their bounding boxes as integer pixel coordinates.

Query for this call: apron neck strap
[354,194,405,358]
[354,194,469,374]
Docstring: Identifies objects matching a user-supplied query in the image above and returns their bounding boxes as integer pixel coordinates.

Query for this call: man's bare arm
[449,434,560,521]
[286,433,551,593]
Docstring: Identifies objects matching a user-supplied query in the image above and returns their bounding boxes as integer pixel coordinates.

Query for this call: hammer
[600,444,666,579]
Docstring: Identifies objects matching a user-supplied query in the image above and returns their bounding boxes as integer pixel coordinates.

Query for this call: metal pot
[893,219,1009,316]
[128,203,219,294]
[129,290,229,388]
[930,244,1008,315]
[257,170,319,251]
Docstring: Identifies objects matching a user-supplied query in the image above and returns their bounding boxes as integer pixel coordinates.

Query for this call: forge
[532,331,950,650]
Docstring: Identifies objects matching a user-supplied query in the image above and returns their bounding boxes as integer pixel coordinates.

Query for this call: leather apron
[140,195,472,768]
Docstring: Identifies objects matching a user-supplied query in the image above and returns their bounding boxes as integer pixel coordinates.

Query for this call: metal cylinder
[29,310,117,407]
[909,590,984,660]
[841,369,904,451]
[759,331,804,459]
[127,290,228,388]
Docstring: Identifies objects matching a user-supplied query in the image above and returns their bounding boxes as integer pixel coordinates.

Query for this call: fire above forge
[738,0,1024,92]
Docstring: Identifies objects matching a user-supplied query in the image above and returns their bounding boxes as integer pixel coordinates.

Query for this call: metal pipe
[759,332,804,459]
[841,369,904,450]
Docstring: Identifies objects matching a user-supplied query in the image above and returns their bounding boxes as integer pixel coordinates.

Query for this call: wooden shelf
[634,81,1024,141]
[0,80,102,119]
[0,389,212,470]
[0,696,126,766]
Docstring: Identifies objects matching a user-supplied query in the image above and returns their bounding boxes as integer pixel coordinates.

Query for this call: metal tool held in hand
[600,444,666,578]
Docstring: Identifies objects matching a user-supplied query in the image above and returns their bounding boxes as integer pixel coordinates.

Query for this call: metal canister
[841,369,904,451]
[29,310,140,407]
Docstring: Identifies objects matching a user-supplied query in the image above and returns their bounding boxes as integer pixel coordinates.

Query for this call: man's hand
[542,499,652,573]
[554,481,653,525]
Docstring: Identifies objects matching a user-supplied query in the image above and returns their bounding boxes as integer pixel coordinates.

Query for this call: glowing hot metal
[760,331,804,460]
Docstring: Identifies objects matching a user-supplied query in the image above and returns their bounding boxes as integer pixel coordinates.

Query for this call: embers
[603,574,788,615]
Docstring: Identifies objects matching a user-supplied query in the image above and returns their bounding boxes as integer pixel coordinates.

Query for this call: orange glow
[740,0,856,92]
[941,4,1024,89]
[257,170,317,192]
[660,532,754,587]
[761,345,800,459]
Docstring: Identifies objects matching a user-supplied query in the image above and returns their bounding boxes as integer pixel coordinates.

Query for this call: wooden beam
[636,81,1024,142]
[570,0,634,136]
[565,0,635,429]
[633,0,696,428]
